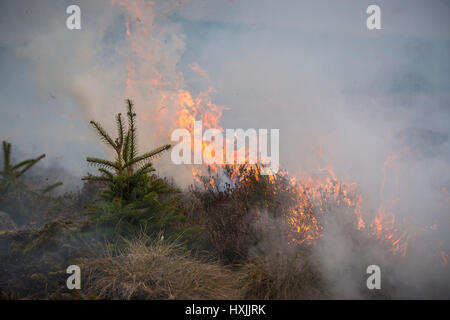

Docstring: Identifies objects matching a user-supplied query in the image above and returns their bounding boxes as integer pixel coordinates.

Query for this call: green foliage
[83,99,181,235]
[85,176,183,235]
[82,99,171,203]
[0,141,63,227]
[0,140,62,195]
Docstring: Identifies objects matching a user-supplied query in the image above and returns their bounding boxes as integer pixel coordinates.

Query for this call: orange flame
[114,0,449,264]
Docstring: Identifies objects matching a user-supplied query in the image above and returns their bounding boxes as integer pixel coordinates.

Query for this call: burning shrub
[192,164,313,262]
[84,234,243,299]
[191,163,377,263]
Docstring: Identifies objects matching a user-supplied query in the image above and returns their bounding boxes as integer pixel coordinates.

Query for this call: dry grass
[240,248,325,299]
[84,234,244,300]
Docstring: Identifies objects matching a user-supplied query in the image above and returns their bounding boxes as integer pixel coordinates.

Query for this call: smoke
[179,0,450,298]
[1,0,450,298]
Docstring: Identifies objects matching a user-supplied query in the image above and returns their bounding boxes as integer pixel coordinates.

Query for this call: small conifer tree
[83,99,182,234]
[0,141,62,194]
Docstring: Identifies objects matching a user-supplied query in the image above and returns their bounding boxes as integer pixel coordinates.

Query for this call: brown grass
[84,233,326,299]
[240,248,325,299]
[84,234,244,299]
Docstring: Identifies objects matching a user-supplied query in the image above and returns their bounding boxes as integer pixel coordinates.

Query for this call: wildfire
[370,206,409,256]
[115,0,446,265]
[441,248,449,267]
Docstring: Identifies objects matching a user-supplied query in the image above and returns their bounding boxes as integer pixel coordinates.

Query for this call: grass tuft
[85,234,244,299]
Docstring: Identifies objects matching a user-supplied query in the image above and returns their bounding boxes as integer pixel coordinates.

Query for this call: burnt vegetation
[0,99,398,300]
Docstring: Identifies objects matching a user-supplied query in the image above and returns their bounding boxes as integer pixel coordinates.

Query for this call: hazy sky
[1,0,449,188]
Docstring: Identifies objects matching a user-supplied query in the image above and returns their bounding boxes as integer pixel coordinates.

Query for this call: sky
[0,0,449,169]
[0,0,448,202]
[0,0,448,207]
[0,0,449,204]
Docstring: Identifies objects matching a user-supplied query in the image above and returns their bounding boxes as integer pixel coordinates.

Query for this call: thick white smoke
[1,0,450,297]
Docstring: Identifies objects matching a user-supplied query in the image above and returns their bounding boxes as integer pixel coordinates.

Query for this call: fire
[370,206,409,256]
[441,248,449,267]
[115,0,446,265]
